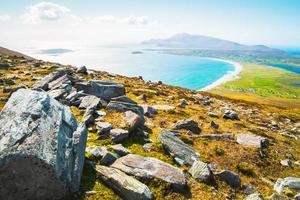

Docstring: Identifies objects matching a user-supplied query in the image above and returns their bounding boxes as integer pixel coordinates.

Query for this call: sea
[24,46,235,90]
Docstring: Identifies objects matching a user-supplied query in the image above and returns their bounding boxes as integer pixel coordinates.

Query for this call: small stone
[96,122,112,134]
[172,119,201,134]
[267,193,288,200]
[79,95,101,110]
[216,170,241,189]
[143,143,153,152]
[236,134,269,149]
[111,144,130,156]
[210,121,219,129]
[242,184,257,195]
[174,157,185,166]
[280,159,292,167]
[208,112,219,118]
[244,193,263,200]
[295,193,300,200]
[110,129,129,143]
[189,161,214,183]
[77,66,88,74]
[274,177,300,193]
[223,110,239,120]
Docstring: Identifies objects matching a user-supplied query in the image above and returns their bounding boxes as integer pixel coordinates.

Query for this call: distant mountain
[0,46,33,59]
[142,33,284,53]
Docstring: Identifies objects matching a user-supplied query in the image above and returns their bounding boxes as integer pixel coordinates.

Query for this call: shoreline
[200,58,243,91]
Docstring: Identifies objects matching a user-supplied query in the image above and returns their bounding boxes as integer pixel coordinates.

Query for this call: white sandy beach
[200,58,243,91]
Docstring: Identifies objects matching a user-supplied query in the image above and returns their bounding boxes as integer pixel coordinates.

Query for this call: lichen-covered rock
[157,130,200,166]
[223,109,239,120]
[0,89,87,200]
[237,134,269,149]
[110,129,129,143]
[244,193,264,200]
[95,165,153,200]
[74,80,125,101]
[172,119,201,133]
[124,111,145,132]
[189,160,214,183]
[79,95,101,109]
[274,177,300,193]
[141,105,158,118]
[216,170,241,189]
[111,154,187,189]
[111,144,130,156]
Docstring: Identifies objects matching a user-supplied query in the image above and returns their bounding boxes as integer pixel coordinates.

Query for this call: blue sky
[1,0,300,49]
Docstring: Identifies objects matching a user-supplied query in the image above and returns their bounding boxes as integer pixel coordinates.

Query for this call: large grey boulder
[216,170,241,189]
[111,154,187,189]
[124,111,145,132]
[110,129,129,143]
[79,95,101,110]
[189,160,214,183]
[172,119,201,134]
[0,89,87,200]
[237,134,269,149]
[95,165,153,200]
[107,99,144,119]
[74,80,125,101]
[157,130,200,166]
[274,177,300,193]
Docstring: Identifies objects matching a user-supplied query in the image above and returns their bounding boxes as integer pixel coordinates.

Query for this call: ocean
[24,46,235,90]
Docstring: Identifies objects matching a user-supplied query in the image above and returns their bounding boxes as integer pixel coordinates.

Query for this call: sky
[1,0,300,50]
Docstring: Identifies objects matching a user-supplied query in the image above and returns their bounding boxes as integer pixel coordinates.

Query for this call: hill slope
[0,46,33,59]
[142,33,285,53]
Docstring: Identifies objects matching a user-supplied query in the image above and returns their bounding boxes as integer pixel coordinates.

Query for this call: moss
[214,147,225,156]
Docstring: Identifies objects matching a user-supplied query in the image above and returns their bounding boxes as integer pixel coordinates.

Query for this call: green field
[210,63,300,108]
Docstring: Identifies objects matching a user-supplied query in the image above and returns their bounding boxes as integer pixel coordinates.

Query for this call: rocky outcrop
[216,170,241,189]
[110,129,129,143]
[74,80,125,101]
[111,154,187,189]
[107,97,144,118]
[124,111,145,132]
[274,177,300,193]
[95,165,153,200]
[172,119,201,133]
[236,134,269,149]
[0,89,87,200]
[157,130,200,166]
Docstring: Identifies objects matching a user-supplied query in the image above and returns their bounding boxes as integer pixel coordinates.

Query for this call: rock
[96,122,113,134]
[141,105,157,118]
[223,110,239,120]
[82,107,97,126]
[295,161,300,167]
[208,112,219,118]
[86,146,105,158]
[0,89,87,199]
[77,66,88,74]
[74,80,125,101]
[242,184,257,195]
[157,130,200,166]
[95,165,153,200]
[267,193,288,200]
[236,134,269,149]
[191,133,234,140]
[137,94,147,102]
[210,121,219,129]
[79,95,101,110]
[32,69,73,90]
[274,177,300,193]
[111,154,186,189]
[152,105,176,111]
[244,193,264,200]
[110,129,129,143]
[189,161,214,183]
[124,111,145,132]
[111,144,130,156]
[280,159,292,167]
[86,146,117,165]
[0,63,10,70]
[216,170,241,189]
[174,157,185,166]
[143,143,153,152]
[107,100,144,118]
[172,119,201,134]
[295,193,300,200]
[111,95,137,104]
[178,99,188,108]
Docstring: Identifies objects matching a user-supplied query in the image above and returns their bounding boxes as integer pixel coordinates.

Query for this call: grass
[210,63,300,108]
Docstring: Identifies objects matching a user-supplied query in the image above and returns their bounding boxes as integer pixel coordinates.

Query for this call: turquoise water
[26,47,235,90]
[267,63,300,74]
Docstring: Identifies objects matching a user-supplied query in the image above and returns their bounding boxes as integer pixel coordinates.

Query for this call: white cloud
[0,14,11,22]
[22,2,71,24]
[91,15,151,25]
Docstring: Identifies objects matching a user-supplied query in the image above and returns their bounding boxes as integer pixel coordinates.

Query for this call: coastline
[200,58,243,91]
